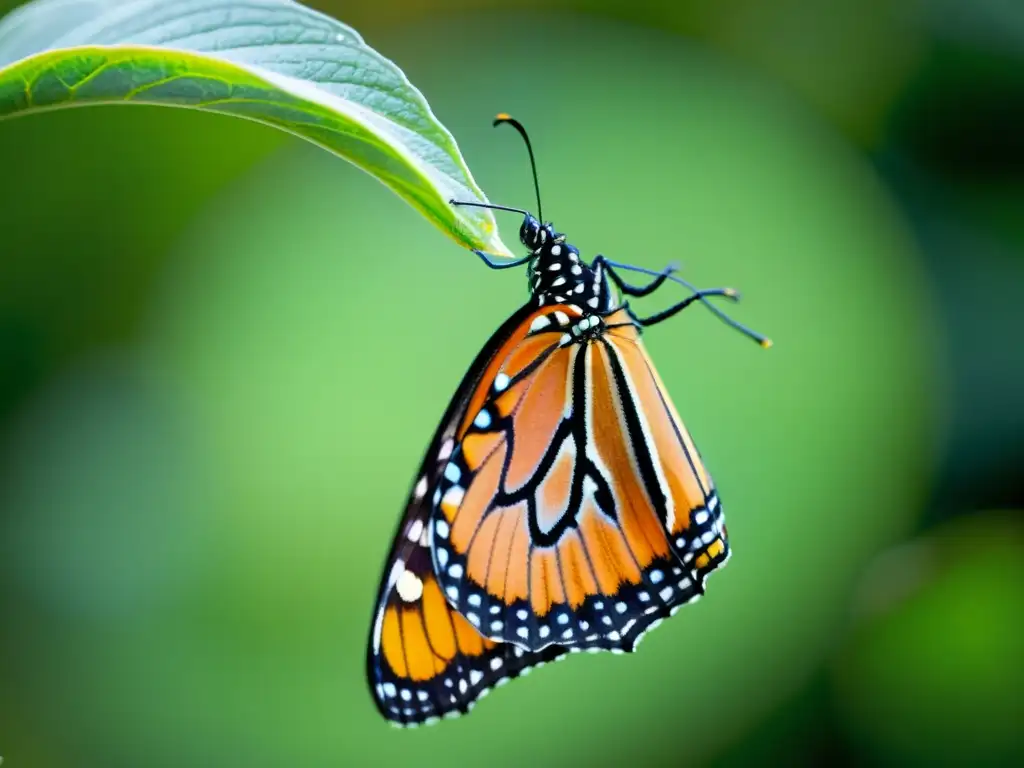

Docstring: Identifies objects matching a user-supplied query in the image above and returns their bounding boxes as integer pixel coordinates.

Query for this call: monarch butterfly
[366,115,769,727]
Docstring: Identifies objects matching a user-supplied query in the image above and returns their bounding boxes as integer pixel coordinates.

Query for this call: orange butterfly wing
[430,306,730,652]
[367,306,567,727]
[368,532,567,726]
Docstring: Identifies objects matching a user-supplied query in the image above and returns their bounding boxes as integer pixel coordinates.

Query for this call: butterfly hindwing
[368,535,567,726]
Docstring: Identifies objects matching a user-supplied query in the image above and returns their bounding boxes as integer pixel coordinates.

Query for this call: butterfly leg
[596,258,770,346]
[473,249,535,270]
[628,288,738,327]
[594,256,680,297]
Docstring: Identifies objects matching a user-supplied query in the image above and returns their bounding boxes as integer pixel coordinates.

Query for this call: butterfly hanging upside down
[366,114,770,727]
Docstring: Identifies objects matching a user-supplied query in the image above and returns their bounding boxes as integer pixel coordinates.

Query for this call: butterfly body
[366,115,764,727]
[519,217,608,311]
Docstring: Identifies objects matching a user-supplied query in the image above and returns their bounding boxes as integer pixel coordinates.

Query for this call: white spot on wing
[530,315,552,332]
[396,569,424,602]
[441,486,463,512]
[406,519,424,543]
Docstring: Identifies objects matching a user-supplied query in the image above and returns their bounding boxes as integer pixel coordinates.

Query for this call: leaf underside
[0,0,514,257]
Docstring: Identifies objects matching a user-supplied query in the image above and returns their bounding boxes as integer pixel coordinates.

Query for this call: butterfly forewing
[429,307,730,654]
[366,305,568,727]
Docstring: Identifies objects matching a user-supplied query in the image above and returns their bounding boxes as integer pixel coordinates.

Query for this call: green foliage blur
[1,1,1021,767]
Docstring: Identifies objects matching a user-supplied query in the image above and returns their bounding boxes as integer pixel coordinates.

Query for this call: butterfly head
[519,214,557,252]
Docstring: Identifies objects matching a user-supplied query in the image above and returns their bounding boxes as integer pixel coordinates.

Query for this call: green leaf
[0,0,513,257]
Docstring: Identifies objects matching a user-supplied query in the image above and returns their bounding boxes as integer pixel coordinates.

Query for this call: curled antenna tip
[724,288,740,300]
[760,338,774,349]
[491,114,543,223]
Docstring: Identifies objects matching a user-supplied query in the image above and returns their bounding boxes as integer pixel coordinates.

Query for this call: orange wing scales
[430,307,731,655]
[368,517,568,727]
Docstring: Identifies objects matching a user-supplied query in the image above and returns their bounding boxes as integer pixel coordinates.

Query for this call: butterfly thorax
[523,221,613,314]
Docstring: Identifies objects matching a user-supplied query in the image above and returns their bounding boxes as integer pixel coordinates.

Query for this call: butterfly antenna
[608,261,773,348]
[447,200,531,216]
[493,113,543,224]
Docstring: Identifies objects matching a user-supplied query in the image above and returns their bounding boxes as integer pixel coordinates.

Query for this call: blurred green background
[1,1,1021,766]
